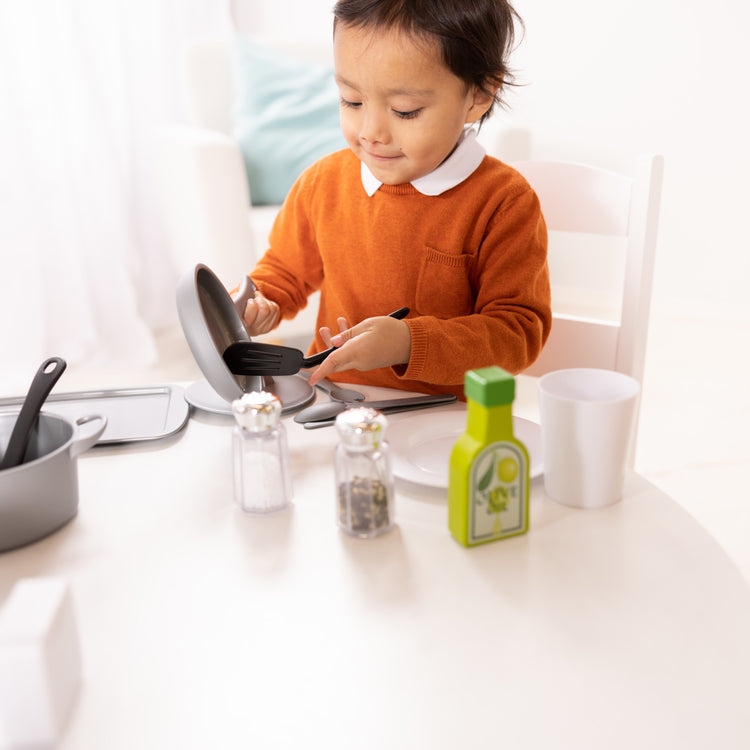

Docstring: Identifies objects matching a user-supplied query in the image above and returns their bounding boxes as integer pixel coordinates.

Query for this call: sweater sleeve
[400,181,551,384]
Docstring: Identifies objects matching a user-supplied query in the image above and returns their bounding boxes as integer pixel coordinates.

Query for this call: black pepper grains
[338,477,391,534]
[334,408,395,538]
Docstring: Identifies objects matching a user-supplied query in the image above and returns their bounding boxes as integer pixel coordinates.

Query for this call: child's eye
[394,108,422,120]
[340,97,362,109]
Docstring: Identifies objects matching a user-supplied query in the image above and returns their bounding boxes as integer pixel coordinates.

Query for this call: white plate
[185,379,234,415]
[184,378,315,416]
[389,410,542,489]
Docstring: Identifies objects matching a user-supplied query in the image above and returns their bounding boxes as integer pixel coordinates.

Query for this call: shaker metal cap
[232,391,281,431]
[335,407,388,448]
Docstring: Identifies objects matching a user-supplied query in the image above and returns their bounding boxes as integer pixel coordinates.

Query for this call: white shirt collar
[360,127,486,197]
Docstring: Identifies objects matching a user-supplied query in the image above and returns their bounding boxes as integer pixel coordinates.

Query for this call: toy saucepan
[0,411,107,551]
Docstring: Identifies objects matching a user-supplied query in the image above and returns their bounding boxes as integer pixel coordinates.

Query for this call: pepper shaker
[232,392,292,514]
[334,407,394,538]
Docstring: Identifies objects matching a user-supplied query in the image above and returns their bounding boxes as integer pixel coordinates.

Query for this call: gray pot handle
[69,414,108,457]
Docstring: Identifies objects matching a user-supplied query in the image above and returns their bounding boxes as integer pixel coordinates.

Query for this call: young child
[240,0,551,400]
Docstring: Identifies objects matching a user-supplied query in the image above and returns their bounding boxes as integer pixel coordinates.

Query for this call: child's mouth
[367,151,401,162]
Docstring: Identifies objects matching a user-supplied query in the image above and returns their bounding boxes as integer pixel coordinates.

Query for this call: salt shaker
[232,392,292,514]
[334,407,394,538]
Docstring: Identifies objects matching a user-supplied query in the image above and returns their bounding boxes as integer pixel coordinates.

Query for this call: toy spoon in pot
[0,357,67,470]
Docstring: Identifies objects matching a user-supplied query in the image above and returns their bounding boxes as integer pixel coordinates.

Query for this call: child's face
[334,24,492,186]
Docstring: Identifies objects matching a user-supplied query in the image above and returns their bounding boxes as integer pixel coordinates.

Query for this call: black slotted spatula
[223,307,409,377]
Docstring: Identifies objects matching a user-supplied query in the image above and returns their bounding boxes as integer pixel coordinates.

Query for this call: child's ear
[465,85,498,124]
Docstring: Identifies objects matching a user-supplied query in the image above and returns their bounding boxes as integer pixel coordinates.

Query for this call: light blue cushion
[231,35,347,206]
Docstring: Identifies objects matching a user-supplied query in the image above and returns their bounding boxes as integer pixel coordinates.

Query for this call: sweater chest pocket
[415,247,474,318]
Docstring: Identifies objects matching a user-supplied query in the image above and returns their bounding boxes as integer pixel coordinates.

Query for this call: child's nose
[360,109,391,145]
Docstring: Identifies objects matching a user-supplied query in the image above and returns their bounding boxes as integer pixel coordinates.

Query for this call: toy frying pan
[175,264,314,412]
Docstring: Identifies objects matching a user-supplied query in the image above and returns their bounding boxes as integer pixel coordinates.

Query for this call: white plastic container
[539,368,640,509]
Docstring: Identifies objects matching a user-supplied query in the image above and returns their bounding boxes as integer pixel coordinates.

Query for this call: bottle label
[468,442,527,543]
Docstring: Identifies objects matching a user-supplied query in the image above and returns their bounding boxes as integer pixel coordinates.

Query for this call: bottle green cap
[464,366,515,406]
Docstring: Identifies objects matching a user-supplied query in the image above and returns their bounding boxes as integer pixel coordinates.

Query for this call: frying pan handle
[232,275,272,392]
[232,276,258,318]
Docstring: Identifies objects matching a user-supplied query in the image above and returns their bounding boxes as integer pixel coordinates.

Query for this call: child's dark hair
[332,0,522,126]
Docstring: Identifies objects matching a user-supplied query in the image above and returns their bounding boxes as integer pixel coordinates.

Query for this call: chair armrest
[155,124,255,287]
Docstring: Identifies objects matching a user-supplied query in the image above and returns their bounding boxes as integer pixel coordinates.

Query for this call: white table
[2,385,750,749]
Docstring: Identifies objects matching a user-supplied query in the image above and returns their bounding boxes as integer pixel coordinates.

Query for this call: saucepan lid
[175,264,314,413]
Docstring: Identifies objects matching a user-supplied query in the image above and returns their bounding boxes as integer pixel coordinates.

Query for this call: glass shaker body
[334,407,394,538]
[232,392,292,514]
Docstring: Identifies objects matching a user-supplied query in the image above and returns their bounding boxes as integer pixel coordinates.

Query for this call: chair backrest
[516,155,664,386]
[515,155,664,466]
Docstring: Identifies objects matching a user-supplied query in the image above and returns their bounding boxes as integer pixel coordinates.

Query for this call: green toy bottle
[448,367,529,546]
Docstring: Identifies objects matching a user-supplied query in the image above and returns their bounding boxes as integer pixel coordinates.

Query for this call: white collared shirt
[360,127,487,197]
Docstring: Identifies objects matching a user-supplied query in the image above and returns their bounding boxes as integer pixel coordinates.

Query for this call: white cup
[538,368,640,509]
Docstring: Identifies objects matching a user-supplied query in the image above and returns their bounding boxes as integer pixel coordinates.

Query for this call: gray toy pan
[176,264,314,412]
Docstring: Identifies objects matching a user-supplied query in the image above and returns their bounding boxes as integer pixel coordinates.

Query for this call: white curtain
[0,0,233,391]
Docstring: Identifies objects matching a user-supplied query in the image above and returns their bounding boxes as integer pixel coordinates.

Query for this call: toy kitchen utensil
[176,264,314,412]
[231,274,257,317]
[222,307,410,377]
[0,357,66,470]
[299,371,365,403]
[0,412,106,552]
[294,393,457,428]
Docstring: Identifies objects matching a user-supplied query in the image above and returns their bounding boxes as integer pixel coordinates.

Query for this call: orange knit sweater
[250,148,551,400]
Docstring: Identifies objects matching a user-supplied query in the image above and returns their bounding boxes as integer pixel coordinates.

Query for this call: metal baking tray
[0,385,190,445]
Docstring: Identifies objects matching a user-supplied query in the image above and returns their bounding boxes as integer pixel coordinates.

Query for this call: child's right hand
[309,314,412,386]
[239,291,281,336]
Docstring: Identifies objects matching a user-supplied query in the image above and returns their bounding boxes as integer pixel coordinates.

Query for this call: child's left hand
[309,314,411,385]
[239,291,281,336]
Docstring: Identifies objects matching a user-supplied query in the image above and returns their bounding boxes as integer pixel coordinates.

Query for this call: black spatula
[223,307,409,376]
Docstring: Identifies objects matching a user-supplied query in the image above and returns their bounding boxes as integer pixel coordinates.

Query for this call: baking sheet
[0,385,189,445]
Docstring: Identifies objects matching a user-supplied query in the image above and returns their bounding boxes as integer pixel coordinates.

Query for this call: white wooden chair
[514,155,665,464]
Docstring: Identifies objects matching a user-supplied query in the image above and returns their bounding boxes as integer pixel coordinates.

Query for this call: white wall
[510,0,750,316]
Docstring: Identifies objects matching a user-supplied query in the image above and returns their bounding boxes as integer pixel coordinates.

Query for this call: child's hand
[318,316,350,348]
[239,291,280,335]
[309,315,411,385]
